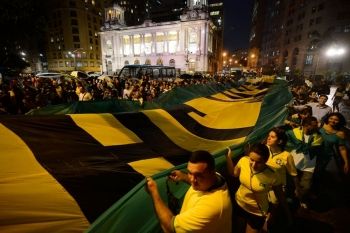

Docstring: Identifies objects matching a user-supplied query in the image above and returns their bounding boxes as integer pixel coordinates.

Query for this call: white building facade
[100,0,217,75]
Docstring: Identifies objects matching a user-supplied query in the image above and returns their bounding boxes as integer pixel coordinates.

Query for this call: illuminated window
[123,36,130,55]
[144,33,152,54]
[168,31,177,53]
[91,0,95,6]
[210,11,220,16]
[145,59,151,65]
[133,34,141,55]
[208,32,213,52]
[156,32,164,53]
[106,40,112,49]
[188,31,198,53]
[305,54,313,65]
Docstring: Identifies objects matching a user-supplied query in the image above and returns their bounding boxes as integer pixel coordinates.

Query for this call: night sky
[223,0,254,52]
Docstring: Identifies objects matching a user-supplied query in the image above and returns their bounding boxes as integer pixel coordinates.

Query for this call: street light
[222,52,227,73]
[324,45,346,74]
[325,46,346,57]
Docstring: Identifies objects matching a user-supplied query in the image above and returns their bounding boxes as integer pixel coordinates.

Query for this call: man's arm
[146,177,175,233]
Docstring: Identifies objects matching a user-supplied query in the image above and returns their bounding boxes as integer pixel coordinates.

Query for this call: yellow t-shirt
[173,180,232,233]
[235,156,278,216]
[266,148,298,185]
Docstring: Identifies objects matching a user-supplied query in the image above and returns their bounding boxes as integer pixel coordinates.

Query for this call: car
[35,72,63,79]
[70,71,89,79]
[87,71,101,78]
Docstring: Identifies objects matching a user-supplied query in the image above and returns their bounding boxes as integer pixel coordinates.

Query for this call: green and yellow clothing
[235,156,278,216]
[173,177,232,233]
[266,148,298,186]
[286,127,323,172]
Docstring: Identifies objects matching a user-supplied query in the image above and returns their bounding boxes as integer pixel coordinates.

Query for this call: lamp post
[222,52,227,73]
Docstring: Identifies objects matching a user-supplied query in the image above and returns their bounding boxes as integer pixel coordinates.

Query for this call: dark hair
[302,116,318,126]
[319,94,328,100]
[249,143,270,162]
[323,112,346,129]
[268,127,287,150]
[300,106,312,116]
[189,150,215,171]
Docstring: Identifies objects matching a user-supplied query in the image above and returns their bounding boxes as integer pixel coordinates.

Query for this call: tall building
[101,0,223,74]
[0,0,49,73]
[249,0,350,76]
[45,0,105,72]
[208,0,224,72]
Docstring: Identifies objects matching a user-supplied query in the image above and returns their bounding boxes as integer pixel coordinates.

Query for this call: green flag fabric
[0,77,292,233]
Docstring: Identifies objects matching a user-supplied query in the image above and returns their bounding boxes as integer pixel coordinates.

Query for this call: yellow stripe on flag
[185,97,262,129]
[128,157,174,177]
[0,124,89,233]
[70,113,142,146]
[143,109,246,153]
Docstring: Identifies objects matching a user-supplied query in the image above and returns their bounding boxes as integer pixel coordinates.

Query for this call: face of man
[318,96,328,105]
[187,162,215,191]
[304,120,318,134]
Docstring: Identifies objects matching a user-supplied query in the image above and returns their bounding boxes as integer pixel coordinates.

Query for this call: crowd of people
[0,73,237,115]
[146,75,350,233]
[1,71,349,232]
[148,114,349,232]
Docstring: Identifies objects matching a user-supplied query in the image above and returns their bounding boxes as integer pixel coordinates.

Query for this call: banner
[0,78,292,233]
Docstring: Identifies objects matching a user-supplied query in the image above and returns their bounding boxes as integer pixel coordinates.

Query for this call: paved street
[274,160,350,233]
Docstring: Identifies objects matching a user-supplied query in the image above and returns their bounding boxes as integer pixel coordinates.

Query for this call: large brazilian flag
[0,78,292,233]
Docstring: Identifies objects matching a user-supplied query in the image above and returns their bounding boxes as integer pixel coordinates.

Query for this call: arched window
[169,59,175,67]
[124,60,129,65]
[145,59,151,65]
[134,59,140,65]
[156,58,163,65]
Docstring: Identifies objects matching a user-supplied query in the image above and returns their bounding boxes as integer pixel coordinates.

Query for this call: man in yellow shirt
[146,150,232,233]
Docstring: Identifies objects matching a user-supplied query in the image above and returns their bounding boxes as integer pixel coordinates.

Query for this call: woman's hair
[267,127,287,150]
[323,112,346,129]
[248,143,270,162]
